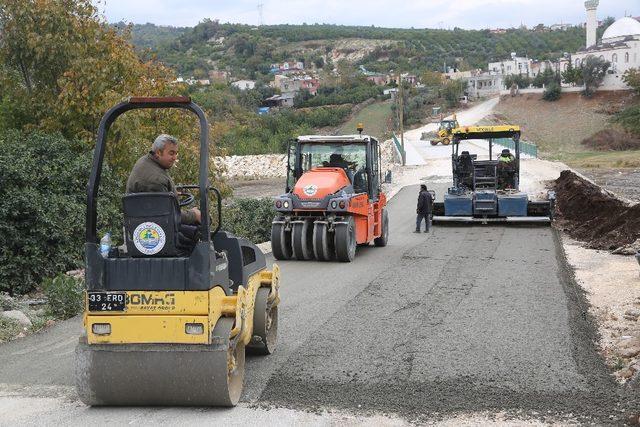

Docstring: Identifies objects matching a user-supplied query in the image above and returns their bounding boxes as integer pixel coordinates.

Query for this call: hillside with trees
[130,20,598,78]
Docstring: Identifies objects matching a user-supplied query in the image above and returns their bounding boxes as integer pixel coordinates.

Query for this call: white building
[488,54,533,77]
[572,1,640,90]
[231,80,256,91]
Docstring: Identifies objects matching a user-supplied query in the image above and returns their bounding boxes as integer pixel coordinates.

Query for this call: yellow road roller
[75,97,280,406]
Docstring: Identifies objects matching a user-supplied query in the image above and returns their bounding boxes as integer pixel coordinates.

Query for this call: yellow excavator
[75,97,280,406]
[422,114,459,146]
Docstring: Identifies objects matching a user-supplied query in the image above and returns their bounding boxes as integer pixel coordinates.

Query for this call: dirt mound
[554,170,640,251]
[581,129,640,151]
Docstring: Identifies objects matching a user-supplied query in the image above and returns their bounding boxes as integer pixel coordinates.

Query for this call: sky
[99,0,638,30]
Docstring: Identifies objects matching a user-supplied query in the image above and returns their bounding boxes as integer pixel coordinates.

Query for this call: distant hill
[115,22,188,50]
[128,20,605,79]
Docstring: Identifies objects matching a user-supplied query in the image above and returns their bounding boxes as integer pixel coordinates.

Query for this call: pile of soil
[581,129,640,151]
[554,170,640,251]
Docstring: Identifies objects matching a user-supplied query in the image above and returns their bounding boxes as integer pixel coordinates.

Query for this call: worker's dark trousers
[416,213,431,232]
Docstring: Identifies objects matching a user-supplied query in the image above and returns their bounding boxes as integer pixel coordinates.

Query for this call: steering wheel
[175,185,197,207]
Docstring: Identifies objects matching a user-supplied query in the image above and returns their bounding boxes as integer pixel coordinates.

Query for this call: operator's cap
[461,151,470,155]
[501,148,510,155]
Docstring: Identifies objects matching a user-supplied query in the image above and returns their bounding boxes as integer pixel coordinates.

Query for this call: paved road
[0,180,632,424]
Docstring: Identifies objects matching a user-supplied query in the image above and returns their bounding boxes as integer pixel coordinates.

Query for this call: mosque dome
[602,17,640,42]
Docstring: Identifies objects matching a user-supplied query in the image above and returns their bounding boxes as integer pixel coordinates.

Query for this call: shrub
[43,274,84,320]
[222,198,275,243]
[0,317,22,342]
[542,82,562,101]
[614,104,640,136]
[581,129,640,151]
[0,130,121,295]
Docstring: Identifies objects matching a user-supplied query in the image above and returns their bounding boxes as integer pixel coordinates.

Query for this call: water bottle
[100,232,111,258]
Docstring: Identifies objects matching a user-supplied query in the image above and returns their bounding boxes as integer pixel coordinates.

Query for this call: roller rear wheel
[442,138,451,146]
[247,287,278,355]
[292,219,314,260]
[430,140,439,146]
[271,219,293,260]
[374,210,389,247]
[334,216,356,262]
[312,222,333,261]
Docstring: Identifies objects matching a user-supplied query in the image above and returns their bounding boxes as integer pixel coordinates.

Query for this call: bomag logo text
[126,293,176,310]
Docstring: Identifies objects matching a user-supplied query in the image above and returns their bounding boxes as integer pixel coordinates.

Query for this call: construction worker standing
[415,184,433,233]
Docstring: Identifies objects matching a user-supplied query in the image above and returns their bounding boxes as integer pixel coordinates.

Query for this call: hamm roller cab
[433,125,554,224]
[271,129,388,262]
[76,97,280,406]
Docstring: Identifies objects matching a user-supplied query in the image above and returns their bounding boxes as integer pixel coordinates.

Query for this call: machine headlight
[330,201,338,209]
[339,201,346,209]
[275,200,282,209]
[283,201,290,209]
[185,323,204,335]
[92,323,111,335]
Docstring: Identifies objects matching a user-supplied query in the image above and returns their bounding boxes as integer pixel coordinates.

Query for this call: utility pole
[397,72,405,166]
[257,3,264,26]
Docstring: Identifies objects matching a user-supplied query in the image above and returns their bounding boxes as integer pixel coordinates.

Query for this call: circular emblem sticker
[303,184,318,197]
[133,222,166,255]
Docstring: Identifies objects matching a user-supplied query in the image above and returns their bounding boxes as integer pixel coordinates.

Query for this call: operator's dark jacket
[126,152,196,224]
[417,189,433,214]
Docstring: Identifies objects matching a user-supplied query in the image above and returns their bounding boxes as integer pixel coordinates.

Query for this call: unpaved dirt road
[0,182,635,425]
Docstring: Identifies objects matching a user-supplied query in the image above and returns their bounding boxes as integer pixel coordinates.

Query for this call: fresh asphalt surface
[0,182,635,424]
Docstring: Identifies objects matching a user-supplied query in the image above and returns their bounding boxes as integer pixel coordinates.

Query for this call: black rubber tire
[430,140,439,146]
[246,287,278,356]
[334,216,356,262]
[271,220,292,260]
[442,138,451,146]
[312,222,332,261]
[374,209,389,247]
[292,219,314,260]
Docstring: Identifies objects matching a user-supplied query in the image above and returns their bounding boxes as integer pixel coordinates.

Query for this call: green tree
[582,55,610,97]
[532,68,559,88]
[614,105,640,136]
[442,79,466,108]
[622,68,640,95]
[561,61,583,85]
[504,74,531,89]
[0,0,175,140]
[542,82,562,101]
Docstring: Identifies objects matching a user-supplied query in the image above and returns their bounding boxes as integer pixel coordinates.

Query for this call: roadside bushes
[0,131,121,295]
[43,274,84,319]
[222,198,275,243]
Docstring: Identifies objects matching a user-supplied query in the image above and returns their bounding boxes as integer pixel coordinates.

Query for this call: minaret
[585,0,599,48]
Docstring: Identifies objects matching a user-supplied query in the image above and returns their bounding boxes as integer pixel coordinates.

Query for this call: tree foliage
[532,68,560,88]
[0,131,121,295]
[504,74,531,89]
[561,61,583,86]
[0,0,176,140]
[623,68,640,96]
[542,82,562,102]
[581,55,610,97]
[614,104,640,136]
